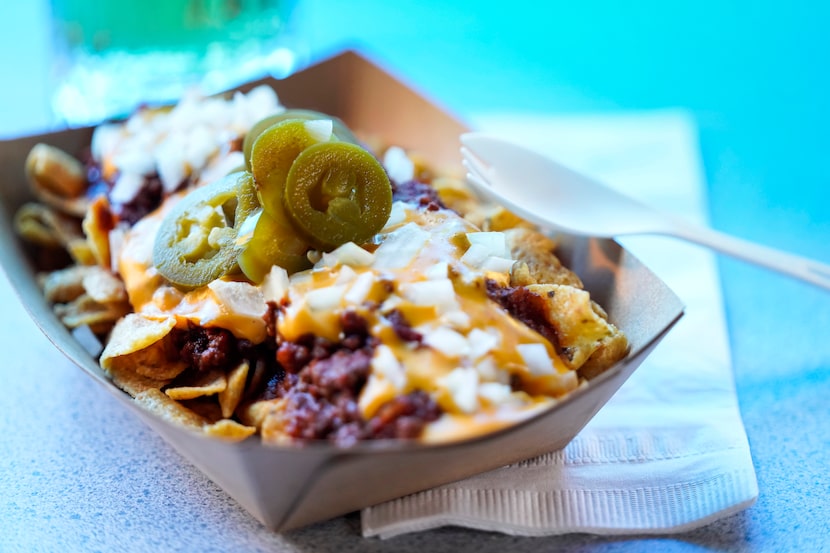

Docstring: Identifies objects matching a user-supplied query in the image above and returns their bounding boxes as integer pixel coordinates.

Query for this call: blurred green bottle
[50,0,299,125]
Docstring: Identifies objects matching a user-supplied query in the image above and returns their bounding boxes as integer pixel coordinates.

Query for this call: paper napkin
[361,110,758,538]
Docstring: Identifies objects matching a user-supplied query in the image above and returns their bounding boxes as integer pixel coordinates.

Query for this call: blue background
[1,0,829,549]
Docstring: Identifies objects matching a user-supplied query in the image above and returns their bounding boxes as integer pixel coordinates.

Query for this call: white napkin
[361,110,758,538]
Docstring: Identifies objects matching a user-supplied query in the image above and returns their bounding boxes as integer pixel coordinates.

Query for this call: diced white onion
[478,382,513,405]
[334,265,358,285]
[371,344,406,390]
[304,119,334,143]
[441,308,471,330]
[461,233,515,274]
[423,327,470,357]
[110,172,145,204]
[90,123,121,162]
[424,261,449,280]
[475,357,510,383]
[480,256,516,274]
[372,222,430,269]
[305,284,347,311]
[260,265,290,303]
[398,278,455,306]
[383,201,409,229]
[155,133,187,192]
[241,86,281,126]
[125,110,149,134]
[556,370,579,391]
[184,124,216,172]
[104,86,282,204]
[319,242,375,268]
[517,343,556,376]
[467,328,500,359]
[344,271,376,305]
[466,232,508,258]
[197,150,245,187]
[112,147,156,176]
[288,269,313,287]
[207,279,267,318]
[440,367,479,413]
[460,243,490,268]
[379,293,402,312]
[383,146,415,184]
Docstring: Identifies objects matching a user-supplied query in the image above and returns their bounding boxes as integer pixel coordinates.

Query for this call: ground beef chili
[391,179,446,211]
[82,148,167,226]
[365,390,441,439]
[177,325,235,372]
[114,173,164,225]
[485,278,563,355]
[168,323,277,393]
[86,135,243,226]
[385,308,423,343]
[255,307,442,446]
[163,281,561,445]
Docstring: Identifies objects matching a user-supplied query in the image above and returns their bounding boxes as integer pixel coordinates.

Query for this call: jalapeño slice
[153,171,258,289]
[243,109,359,171]
[249,118,335,221]
[283,141,393,250]
[237,209,312,282]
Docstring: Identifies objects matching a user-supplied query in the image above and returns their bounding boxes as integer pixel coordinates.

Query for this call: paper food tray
[0,50,683,531]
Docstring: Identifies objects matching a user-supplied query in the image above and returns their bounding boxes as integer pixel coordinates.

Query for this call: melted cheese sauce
[277,204,579,442]
[116,199,580,443]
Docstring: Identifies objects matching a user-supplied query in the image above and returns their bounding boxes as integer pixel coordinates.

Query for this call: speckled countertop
[2,1,830,552]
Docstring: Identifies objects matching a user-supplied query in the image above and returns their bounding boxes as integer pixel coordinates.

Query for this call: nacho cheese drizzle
[275,204,578,442]
[115,197,578,442]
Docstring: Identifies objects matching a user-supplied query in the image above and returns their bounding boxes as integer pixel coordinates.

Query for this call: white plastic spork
[461,133,830,291]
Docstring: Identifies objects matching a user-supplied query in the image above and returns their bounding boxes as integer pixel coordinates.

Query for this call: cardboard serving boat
[0,50,684,531]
